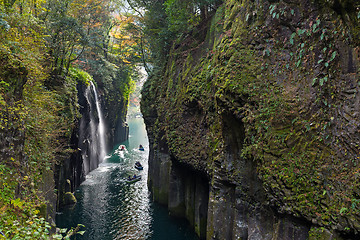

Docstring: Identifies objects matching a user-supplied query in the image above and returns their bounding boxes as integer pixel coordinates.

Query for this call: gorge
[0,0,360,239]
[55,81,120,208]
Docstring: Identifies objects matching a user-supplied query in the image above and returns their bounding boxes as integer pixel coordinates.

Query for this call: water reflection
[56,118,199,240]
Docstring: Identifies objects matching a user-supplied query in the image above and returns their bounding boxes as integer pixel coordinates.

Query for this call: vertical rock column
[185,176,196,226]
[168,164,186,217]
[194,175,208,239]
[206,181,236,240]
[147,139,171,205]
[147,138,210,239]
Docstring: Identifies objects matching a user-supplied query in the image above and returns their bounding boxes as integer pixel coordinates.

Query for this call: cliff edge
[141,0,360,239]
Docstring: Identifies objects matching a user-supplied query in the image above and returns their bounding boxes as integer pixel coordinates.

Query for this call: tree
[125,0,223,73]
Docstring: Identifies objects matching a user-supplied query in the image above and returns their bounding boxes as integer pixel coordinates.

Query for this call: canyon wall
[141,0,360,239]
[56,81,129,208]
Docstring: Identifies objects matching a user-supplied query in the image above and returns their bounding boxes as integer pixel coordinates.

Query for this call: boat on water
[126,175,141,183]
[138,144,144,151]
[135,161,143,170]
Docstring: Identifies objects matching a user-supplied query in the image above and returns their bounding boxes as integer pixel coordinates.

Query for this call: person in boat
[135,161,140,166]
[120,145,125,151]
[128,176,131,180]
[133,174,136,178]
[139,144,144,150]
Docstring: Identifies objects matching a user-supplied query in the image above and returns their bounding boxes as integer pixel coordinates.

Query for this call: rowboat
[135,161,143,170]
[126,175,141,183]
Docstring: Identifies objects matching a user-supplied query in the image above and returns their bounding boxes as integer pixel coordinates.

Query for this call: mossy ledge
[141,0,360,239]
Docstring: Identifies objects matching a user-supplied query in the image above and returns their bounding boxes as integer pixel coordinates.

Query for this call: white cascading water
[81,82,107,174]
[90,81,106,163]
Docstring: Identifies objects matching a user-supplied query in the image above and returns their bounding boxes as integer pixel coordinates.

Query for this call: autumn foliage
[0,0,142,238]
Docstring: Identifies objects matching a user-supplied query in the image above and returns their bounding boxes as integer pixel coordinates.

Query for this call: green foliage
[0,164,15,205]
[308,227,327,240]
[0,178,84,240]
[139,0,174,67]
[2,216,51,240]
[43,5,85,76]
[52,224,86,240]
[0,12,10,30]
[0,1,85,239]
[164,0,200,34]
[23,80,77,168]
[127,0,222,71]
[0,0,140,239]
[0,165,49,239]
[69,67,92,85]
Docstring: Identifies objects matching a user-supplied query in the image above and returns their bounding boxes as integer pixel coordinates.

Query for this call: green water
[56,117,199,240]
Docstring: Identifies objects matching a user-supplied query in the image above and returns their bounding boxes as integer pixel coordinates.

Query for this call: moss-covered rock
[63,192,77,206]
[142,0,360,238]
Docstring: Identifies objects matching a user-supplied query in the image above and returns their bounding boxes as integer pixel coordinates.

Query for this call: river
[56,117,199,240]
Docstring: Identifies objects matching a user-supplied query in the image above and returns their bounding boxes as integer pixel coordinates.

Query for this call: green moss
[223,0,242,30]
[308,226,344,240]
[142,0,360,235]
[68,67,92,85]
[209,5,225,39]
[206,212,215,239]
[63,192,77,205]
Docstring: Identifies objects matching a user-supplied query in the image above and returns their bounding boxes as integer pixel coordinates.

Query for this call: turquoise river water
[56,117,199,240]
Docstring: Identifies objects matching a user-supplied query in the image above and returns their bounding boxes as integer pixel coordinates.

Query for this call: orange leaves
[70,0,109,17]
[69,0,111,34]
[109,14,143,64]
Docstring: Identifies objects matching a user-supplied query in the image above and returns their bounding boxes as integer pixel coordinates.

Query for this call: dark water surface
[56,117,199,240]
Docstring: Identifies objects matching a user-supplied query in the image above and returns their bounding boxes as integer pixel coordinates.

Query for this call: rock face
[141,0,360,239]
[144,106,313,240]
[56,82,129,208]
[63,192,77,205]
[0,53,58,225]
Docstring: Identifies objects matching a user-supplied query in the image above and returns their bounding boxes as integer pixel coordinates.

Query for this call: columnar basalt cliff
[55,80,129,208]
[141,0,360,239]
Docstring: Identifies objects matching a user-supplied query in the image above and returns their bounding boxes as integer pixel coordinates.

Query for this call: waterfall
[90,82,106,162]
[80,82,107,175]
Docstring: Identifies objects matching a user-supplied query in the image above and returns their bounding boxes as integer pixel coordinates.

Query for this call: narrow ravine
[56,117,199,240]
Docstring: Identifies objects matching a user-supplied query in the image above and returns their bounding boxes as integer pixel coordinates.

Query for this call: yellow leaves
[114,14,137,26]
[11,198,25,210]
[0,205,6,213]
[108,14,143,64]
